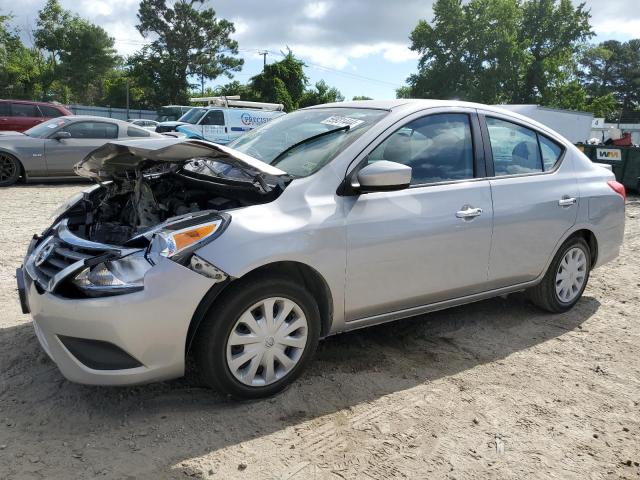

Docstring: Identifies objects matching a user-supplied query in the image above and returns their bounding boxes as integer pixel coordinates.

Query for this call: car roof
[56,115,163,135]
[0,99,66,108]
[304,99,509,111]
[304,99,568,141]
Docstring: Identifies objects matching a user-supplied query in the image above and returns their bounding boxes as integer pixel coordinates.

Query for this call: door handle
[456,206,483,219]
[558,197,577,207]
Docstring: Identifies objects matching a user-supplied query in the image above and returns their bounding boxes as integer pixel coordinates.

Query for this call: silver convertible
[17,100,625,398]
[0,116,162,186]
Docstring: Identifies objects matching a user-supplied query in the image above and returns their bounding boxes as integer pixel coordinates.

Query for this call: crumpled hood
[75,137,286,180]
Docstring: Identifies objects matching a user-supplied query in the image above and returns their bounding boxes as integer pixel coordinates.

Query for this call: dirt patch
[1,184,639,479]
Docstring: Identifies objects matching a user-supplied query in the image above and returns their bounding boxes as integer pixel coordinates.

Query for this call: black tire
[528,236,591,313]
[194,276,321,399]
[0,153,21,187]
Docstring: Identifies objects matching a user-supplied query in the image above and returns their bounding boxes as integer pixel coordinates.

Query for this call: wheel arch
[0,149,26,183]
[569,228,598,268]
[535,226,600,287]
[185,260,334,355]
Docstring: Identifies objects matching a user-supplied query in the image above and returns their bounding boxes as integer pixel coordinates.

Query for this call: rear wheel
[194,277,320,398]
[0,153,21,187]
[528,236,591,313]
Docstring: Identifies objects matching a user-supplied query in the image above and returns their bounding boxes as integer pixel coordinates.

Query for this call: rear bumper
[21,258,213,386]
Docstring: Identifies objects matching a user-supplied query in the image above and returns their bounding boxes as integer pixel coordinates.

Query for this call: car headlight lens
[148,212,229,263]
[155,220,222,257]
[72,252,151,297]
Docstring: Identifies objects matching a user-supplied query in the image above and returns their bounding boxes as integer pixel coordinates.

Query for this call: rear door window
[127,126,150,137]
[39,105,64,118]
[486,117,542,176]
[11,103,41,117]
[539,135,563,171]
[63,122,118,139]
[0,102,10,116]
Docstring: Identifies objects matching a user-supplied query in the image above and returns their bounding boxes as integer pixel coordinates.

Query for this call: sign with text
[596,148,622,161]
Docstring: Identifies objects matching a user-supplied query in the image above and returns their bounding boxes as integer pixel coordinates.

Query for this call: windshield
[227,108,388,177]
[178,108,207,124]
[24,118,73,138]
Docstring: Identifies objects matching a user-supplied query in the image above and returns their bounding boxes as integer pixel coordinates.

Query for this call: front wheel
[194,277,320,399]
[528,236,591,313]
[0,153,21,187]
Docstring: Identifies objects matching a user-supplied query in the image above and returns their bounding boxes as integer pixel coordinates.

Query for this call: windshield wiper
[270,125,350,166]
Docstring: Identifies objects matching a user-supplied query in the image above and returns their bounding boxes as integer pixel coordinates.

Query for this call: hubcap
[555,247,587,303]
[226,297,308,387]
[0,154,17,182]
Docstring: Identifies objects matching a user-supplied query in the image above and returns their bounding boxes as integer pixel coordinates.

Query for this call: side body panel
[0,139,47,178]
[344,182,493,320]
[478,109,580,288]
[572,146,625,267]
[6,102,43,132]
[44,121,124,176]
[44,138,109,176]
[486,157,579,287]
[195,166,348,331]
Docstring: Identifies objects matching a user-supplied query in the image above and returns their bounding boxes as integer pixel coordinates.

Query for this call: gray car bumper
[22,257,214,386]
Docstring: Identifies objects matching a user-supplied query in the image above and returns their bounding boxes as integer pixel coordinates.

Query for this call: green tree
[588,93,618,120]
[516,0,592,103]
[249,49,308,111]
[395,86,412,99]
[0,16,40,99]
[201,80,260,101]
[579,40,640,121]
[135,0,243,105]
[34,0,117,103]
[299,80,344,107]
[100,67,152,110]
[404,0,592,104]
[352,95,373,100]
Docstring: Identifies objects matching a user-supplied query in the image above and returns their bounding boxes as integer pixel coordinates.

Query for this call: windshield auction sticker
[321,116,364,129]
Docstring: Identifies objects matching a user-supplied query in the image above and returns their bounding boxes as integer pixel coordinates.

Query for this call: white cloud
[7,0,639,71]
[231,18,249,36]
[283,42,418,70]
[592,19,640,39]
[287,45,350,69]
[303,1,332,20]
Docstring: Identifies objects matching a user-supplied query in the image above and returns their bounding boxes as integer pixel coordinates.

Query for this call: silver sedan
[18,100,625,398]
[0,116,163,186]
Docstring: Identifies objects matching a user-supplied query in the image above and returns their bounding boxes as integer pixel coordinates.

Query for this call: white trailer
[496,105,593,143]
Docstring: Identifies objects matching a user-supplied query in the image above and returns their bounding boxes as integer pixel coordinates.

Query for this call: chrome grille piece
[26,220,128,292]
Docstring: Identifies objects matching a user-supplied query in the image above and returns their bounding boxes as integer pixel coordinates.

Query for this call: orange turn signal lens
[172,223,218,252]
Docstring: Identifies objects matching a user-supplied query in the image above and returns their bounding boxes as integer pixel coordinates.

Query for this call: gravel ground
[0,184,639,480]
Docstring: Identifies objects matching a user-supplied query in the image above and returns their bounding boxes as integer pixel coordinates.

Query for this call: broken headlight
[72,252,151,297]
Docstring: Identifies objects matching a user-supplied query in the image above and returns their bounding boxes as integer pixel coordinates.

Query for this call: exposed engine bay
[64,166,283,246]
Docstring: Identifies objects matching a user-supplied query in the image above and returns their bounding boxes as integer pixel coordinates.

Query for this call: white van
[155,97,285,144]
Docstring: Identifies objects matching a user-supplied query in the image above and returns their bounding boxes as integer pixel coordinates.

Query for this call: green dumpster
[577,145,640,192]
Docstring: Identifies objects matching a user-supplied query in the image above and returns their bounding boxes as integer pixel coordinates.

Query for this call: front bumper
[20,257,214,386]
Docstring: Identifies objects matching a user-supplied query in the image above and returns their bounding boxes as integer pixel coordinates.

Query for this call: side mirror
[354,161,412,192]
[51,131,71,140]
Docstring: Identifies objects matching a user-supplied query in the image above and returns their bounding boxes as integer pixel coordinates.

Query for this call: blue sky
[4,0,639,101]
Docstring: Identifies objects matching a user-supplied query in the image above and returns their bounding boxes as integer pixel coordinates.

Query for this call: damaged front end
[25,138,289,298]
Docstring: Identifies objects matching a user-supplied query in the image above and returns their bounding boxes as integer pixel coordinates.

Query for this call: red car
[0,100,73,132]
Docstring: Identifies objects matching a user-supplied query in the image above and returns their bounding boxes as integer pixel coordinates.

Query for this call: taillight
[607,180,626,201]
